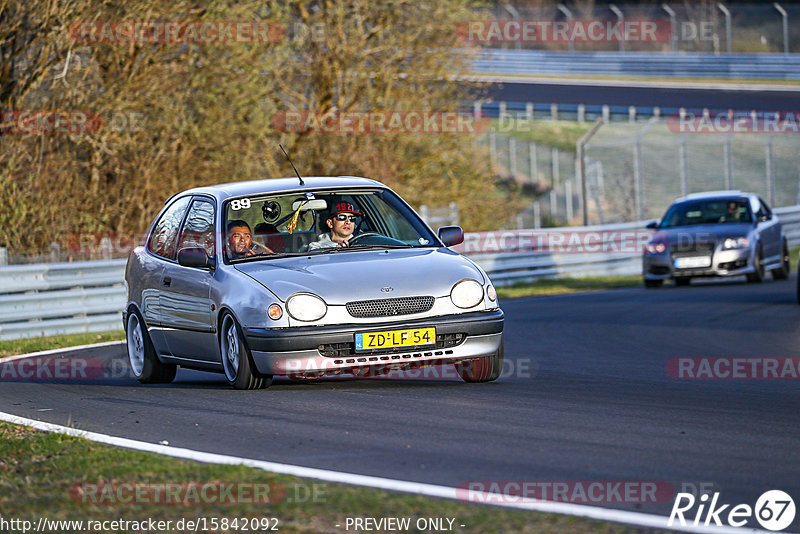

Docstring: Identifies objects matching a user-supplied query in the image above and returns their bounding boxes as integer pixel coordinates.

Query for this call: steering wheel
[347,232,382,246]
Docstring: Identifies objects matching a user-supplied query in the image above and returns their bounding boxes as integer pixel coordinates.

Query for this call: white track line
[0,341,124,363]
[0,411,769,533]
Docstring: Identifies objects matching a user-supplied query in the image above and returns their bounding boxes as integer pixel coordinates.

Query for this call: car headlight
[450,279,484,309]
[645,240,667,254]
[723,237,749,249]
[286,293,327,321]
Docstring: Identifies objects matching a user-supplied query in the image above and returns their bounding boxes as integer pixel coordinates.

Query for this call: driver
[227,220,272,259]
[307,201,361,251]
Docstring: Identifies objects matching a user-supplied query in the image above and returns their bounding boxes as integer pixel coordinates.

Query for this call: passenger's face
[228,226,252,255]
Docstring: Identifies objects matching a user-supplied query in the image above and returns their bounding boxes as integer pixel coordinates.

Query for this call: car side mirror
[645,221,659,229]
[438,226,464,247]
[758,214,771,222]
[178,247,215,269]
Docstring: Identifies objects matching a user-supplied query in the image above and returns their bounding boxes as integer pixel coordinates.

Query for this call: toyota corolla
[124,177,503,389]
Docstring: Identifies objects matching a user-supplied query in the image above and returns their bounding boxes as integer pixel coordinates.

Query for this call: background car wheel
[644,279,663,288]
[220,312,272,390]
[771,241,790,280]
[126,309,176,384]
[674,277,691,286]
[746,245,765,283]
[456,337,504,383]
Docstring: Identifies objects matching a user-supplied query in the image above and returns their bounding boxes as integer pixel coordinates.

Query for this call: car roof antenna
[279,144,305,186]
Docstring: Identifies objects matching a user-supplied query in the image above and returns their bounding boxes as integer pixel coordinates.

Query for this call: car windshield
[659,199,753,228]
[223,188,438,262]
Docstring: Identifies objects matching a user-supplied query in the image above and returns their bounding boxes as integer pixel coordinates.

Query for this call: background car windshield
[223,189,437,260]
[660,199,753,228]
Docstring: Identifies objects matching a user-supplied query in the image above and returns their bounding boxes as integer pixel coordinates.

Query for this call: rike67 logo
[669,490,795,531]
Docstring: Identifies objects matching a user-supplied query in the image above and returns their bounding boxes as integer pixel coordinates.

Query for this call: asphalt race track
[2,277,799,528]
[487,80,800,112]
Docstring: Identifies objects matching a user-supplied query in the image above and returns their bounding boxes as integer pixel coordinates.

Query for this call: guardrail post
[602,105,610,123]
[526,102,534,121]
[680,135,689,196]
[49,242,60,263]
[499,101,507,118]
[473,101,482,120]
[628,106,636,123]
[0,247,7,266]
[533,201,541,228]
[577,104,585,123]
[529,142,538,183]
[550,103,559,121]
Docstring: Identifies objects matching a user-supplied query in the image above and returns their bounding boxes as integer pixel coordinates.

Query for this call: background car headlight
[723,237,749,249]
[450,279,484,309]
[645,240,667,254]
[286,293,327,321]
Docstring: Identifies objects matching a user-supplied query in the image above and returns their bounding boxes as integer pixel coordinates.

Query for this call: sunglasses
[334,214,359,222]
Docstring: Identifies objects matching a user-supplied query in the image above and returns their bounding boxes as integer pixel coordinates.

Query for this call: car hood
[653,223,754,245]
[233,247,485,304]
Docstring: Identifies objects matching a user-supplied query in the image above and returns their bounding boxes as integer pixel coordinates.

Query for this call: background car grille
[346,296,435,318]
[671,241,715,256]
[318,333,465,358]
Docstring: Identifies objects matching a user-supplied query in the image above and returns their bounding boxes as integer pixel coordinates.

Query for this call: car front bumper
[244,308,504,377]
[643,247,754,280]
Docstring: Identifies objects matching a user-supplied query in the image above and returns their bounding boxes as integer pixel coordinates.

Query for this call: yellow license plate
[355,327,436,351]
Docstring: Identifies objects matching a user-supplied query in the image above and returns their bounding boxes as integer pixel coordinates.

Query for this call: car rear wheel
[456,337,504,383]
[220,312,272,390]
[644,279,663,288]
[126,309,176,384]
[771,241,790,280]
[746,246,765,283]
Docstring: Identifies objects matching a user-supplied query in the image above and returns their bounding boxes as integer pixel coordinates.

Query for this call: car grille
[318,333,465,358]
[671,241,715,256]
[346,296,435,318]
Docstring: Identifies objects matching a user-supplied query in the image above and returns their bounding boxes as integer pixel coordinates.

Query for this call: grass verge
[0,331,125,359]
[497,276,641,299]
[0,421,655,533]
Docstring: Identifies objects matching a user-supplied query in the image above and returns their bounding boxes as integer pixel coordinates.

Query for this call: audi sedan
[124,177,504,389]
[642,191,789,288]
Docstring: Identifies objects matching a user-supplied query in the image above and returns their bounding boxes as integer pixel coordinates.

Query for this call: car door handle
[162,276,171,287]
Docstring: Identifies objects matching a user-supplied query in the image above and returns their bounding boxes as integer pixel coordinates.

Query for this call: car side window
[147,196,191,260]
[178,199,216,258]
[756,197,772,219]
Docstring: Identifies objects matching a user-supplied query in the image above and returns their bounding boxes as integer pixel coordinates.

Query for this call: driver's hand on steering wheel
[337,237,351,248]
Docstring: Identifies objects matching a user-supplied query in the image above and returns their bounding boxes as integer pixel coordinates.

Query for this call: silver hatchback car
[642,191,790,288]
[124,177,504,389]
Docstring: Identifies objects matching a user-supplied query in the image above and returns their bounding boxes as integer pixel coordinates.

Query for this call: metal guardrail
[472,50,800,80]
[1,205,799,341]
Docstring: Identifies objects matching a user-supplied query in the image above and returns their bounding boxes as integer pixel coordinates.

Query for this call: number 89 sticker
[756,490,796,531]
[230,198,251,211]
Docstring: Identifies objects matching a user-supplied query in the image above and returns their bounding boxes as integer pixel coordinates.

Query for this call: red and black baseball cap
[328,200,362,216]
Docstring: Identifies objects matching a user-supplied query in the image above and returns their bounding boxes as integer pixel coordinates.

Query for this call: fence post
[529,142,538,183]
[680,136,689,196]
[723,134,733,189]
[509,136,517,177]
[489,130,497,165]
[775,3,789,54]
[533,201,541,229]
[634,141,643,220]
[766,136,775,206]
[718,3,732,54]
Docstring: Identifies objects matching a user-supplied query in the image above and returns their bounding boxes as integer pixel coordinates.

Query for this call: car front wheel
[746,245,765,283]
[772,241,790,280]
[126,309,176,384]
[456,337,504,383]
[220,312,272,390]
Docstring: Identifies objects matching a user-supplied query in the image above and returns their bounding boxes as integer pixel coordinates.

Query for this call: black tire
[126,308,176,384]
[771,241,790,280]
[456,337,504,383]
[746,246,765,283]
[674,277,691,286]
[644,279,663,288]
[220,312,272,390]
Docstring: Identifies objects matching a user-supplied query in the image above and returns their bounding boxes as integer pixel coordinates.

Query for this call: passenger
[307,201,361,251]
[227,220,272,259]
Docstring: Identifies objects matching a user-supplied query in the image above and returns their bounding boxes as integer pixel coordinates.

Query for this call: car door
[755,197,780,263]
[159,196,218,362]
[144,195,192,355]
